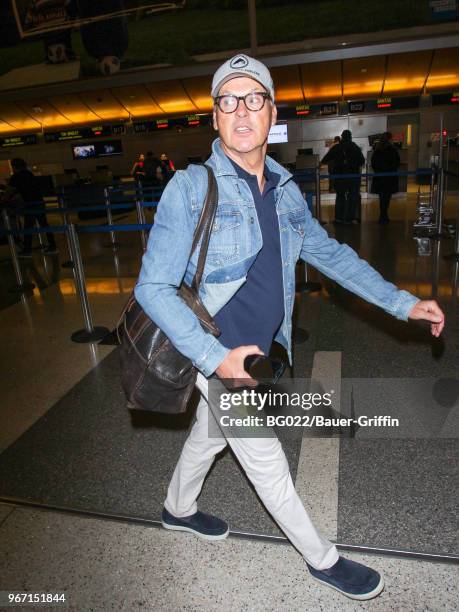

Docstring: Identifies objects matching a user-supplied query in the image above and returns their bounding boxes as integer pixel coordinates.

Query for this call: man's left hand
[408,300,445,337]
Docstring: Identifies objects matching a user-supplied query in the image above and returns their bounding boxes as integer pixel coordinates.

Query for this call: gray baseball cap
[211,54,275,101]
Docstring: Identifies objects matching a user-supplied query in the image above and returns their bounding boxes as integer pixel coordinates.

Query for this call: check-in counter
[295,154,318,192]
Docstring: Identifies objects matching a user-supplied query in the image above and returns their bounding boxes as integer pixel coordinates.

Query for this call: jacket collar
[208,137,292,187]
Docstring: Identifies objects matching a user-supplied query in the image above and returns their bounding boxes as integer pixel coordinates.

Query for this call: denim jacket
[135,138,419,377]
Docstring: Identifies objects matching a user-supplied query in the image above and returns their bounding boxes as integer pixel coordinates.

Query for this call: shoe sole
[309,574,384,601]
[161,521,229,541]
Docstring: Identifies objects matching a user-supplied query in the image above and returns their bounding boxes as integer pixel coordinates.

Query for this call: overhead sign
[155,118,170,130]
[295,104,310,116]
[320,103,338,116]
[134,119,170,132]
[377,97,392,109]
[133,122,148,133]
[44,126,113,142]
[0,134,37,147]
[111,124,126,135]
[11,1,185,39]
[187,114,201,127]
[432,91,459,105]
[376,96,419,110]
[88,125,112,137]
[349,101,365,113]
[133,115,210,132]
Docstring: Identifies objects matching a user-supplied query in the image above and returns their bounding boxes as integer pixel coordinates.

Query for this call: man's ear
[271,104,277,127]
[212,108,218,131]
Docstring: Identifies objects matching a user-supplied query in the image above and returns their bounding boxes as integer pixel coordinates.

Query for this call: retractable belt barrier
[76,223,152,233]
[0,223,152,237]
[293,169,435,180]
[293,168,437,224]
[1,167,456,342]
[0,210,153,343]
[5,201,159,215]
[107,186,163,195]
[3,194,158,261]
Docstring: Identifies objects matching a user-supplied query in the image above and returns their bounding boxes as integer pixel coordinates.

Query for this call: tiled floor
[1,505,457,612]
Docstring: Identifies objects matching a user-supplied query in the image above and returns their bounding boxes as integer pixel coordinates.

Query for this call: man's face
[212,76,277,156]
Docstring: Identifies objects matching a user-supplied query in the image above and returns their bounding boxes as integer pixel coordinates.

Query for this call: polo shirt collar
[228,157,280,193]
[209,137,292,186]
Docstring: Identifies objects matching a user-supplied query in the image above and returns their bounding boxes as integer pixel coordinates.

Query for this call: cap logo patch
[230,55,248,69]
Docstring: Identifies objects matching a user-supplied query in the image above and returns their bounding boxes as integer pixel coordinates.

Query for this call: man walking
[135,54,444,600]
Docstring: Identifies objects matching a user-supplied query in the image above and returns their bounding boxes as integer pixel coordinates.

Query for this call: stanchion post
[296,260,322,294]
[104,187,117,249]
[452,260,458,315]
[59,190,74,268]
[430,164,436,209]
[36,217,45,249]
[435,167,445,235]
[315,167,322,223]
[452,219,459,257]
[67,223,109,343]
[137,180,144,206]
[135,186,147,251]
[431,237,441,298]
[1,207,35,292]
[444,204,459,262]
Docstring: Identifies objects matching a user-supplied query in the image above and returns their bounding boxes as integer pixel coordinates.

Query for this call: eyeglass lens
[218,92,267,113]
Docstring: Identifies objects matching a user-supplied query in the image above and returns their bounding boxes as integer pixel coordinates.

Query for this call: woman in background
[131,153,145,182]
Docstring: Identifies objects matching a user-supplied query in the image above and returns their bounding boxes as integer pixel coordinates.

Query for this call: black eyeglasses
[214,92,271,113]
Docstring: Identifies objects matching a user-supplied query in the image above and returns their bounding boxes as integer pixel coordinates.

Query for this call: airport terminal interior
[0,2,458,610]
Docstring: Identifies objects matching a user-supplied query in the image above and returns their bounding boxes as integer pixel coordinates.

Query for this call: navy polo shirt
[213,158,284,354]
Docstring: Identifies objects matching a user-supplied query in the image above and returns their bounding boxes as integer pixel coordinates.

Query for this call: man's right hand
[215,345,264,388]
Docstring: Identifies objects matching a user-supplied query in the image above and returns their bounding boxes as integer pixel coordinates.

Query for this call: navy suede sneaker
[161,507,229,541]
[306,556,384,600]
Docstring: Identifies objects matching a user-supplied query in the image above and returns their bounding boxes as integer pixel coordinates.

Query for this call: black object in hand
[244,355,286,384]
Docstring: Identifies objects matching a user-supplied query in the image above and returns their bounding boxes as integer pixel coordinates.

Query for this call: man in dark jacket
[326,135,340,192]
[321,129,365,224]
[142,151,161,186]
[371,132,401,224]
[8,158,58,257]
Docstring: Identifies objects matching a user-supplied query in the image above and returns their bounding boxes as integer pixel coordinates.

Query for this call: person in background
[143,151,161,187]
[142,151,161,210]
[321,130,365,225]
[158,152,175,185]
[131,153,145,182]
[0,181,22,246]
[327,135,340,193]
[8,158,58,257]
[371,132,400,224]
